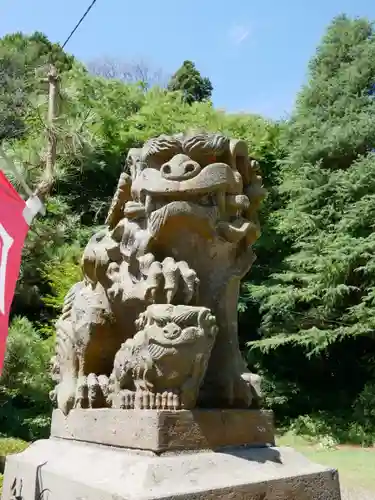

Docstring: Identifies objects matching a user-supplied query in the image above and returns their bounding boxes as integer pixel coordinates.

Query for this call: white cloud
[228,24,250,45]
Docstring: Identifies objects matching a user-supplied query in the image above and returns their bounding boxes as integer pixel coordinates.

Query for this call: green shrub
[288,412,375,447]
[0,317,53,440]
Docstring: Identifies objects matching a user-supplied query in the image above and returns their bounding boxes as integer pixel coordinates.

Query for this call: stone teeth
[200,194,210,206]
[145,192,228,211]
[217,191,226,215]
[145,195,153,214]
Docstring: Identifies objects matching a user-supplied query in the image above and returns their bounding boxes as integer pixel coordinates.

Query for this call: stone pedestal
[50,408,275,451]
[1,409,341,500]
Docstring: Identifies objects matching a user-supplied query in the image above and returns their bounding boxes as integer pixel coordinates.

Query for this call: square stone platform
[1,409,342,500]
[51,408,275,452]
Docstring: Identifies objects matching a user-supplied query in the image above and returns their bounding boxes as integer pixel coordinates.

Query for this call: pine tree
[167,60,213,104]
[0,32,74,140]
[243,15,375,423]
[248,15,375,353]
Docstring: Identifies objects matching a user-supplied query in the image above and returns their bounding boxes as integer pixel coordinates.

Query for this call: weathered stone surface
[50,408,275,452]
[50,132,266,414]
[1,439,341,500]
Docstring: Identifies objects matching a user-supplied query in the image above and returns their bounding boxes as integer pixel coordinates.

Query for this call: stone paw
[74,373,110,409]
[113,390,181,410]
[143,256,199,305]
[112,389,135,409]
[142,390,180,410]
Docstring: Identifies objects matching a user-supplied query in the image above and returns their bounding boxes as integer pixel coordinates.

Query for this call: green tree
[0,50,28,140]
[167,60,213,104]
[0,32,74,141]
[246,15,375,433]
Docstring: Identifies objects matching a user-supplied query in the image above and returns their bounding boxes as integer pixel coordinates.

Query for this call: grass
[278,432,375,493]
[0,437,29,495]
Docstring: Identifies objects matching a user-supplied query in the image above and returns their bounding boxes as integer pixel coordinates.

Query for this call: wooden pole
[35,64,59,200]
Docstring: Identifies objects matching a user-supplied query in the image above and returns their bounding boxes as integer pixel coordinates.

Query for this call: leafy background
[2,15,375,448]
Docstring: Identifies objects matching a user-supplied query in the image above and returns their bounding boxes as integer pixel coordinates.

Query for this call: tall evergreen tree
[167,60,213,104]
[246,15,375,418]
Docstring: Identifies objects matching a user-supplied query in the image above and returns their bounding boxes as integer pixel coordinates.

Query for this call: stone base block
[51,408,275,452]
[1,438,341,500]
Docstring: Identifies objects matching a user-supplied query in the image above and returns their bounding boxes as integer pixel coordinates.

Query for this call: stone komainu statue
[50,131,266,414]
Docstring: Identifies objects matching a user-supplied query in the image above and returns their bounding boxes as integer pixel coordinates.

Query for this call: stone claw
[144,261,163,302]
[98,374,110,401]
[74,373,109,409]
[118,389,135,409]
[160,391,180,410]
[163,257,179,303]
[143,257,199,305]
[177,260,199,304]
[118,390,181,410]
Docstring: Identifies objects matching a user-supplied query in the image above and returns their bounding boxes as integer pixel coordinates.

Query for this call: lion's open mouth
[132,164,257,245]
[147,198,219,238]
[146,193,257,245]
[145,190,225,215]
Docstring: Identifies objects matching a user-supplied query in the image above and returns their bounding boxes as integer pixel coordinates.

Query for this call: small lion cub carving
[108,304,218,410]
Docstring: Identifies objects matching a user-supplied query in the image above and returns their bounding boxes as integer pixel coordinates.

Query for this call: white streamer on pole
[0,146,45,220]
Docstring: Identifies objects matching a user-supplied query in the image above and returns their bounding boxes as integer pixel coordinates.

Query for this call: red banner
[0,170,29,375]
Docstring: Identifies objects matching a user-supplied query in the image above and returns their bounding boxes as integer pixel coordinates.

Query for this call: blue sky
[1,0,375,119]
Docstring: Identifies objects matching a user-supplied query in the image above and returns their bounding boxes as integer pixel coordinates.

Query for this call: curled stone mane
[149,308,205,328]
[141,135,183,162]
[139,132,230,165]
[182,133,229,157]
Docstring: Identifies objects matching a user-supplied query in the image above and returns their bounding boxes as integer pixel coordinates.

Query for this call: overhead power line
[62,0,98,49]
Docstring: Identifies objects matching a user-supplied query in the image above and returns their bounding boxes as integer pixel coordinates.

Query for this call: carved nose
[161,154,201,180]
[163,323,181,340]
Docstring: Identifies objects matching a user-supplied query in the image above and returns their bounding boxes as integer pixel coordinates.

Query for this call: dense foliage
[245,15,375,443]
[0,31,73,140]
[3,15,375,446]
